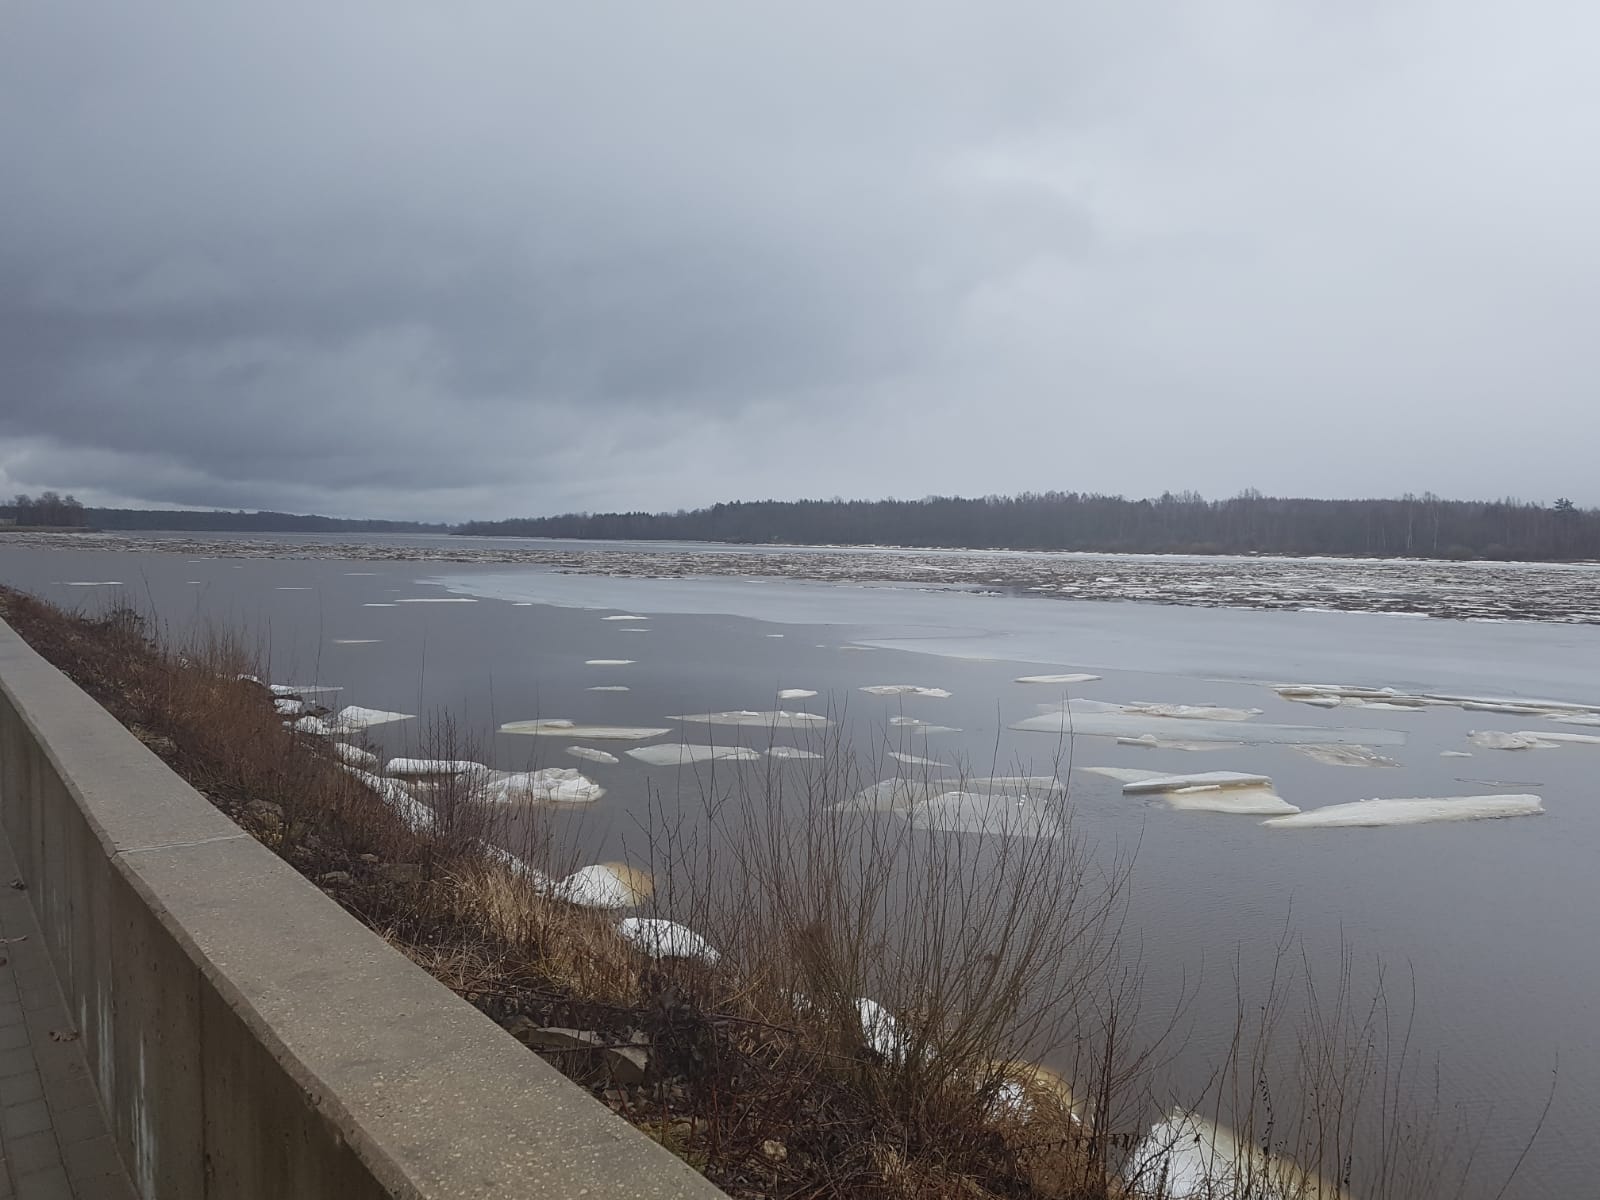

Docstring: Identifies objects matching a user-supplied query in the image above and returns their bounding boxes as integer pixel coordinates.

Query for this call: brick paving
[0,837,135,1200]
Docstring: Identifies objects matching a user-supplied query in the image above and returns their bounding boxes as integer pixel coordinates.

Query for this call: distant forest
[0,496,443,534]
[457,492,1600,561]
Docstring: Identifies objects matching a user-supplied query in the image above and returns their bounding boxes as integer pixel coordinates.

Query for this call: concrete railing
[0,617,726,1199]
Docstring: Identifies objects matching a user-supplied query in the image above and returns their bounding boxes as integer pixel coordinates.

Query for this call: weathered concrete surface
[0,617,726,1199]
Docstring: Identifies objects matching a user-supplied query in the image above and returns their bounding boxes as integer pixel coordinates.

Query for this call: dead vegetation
[0,586,1523,1199]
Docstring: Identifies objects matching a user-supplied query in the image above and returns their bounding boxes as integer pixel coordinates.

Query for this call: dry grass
[0,586,1529,1200]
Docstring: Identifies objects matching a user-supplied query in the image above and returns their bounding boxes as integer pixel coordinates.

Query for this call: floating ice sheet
[567,746,620,765]
[910,791,1065,838]
[386,758,489,779]
[1121,772,1299,815]
[63,581,124,587]
[1117,735,1240,752]
[1014,673,1102,685]
[484,768,603,804]
[889,750,943,768]
[625,744,762,766]
[586,685,631,692]
[330,706,414,732]
[273,698,305,716]
[395,597,477,603]
[551,863,653,909]
[500,719,669,740]
[617,918,720,964]
[1292,744,1401,768]
[290,716,332,736]
[331,742,378,770]
[861,685,953,698]
[767,746,823,760]
[1468,731,1556,750]
[332,638,381,645]
[1014,710,1404,746]
[1123,1110,1344,1199]
[341,768,434,833]
[602,614,648,621]
[778,688,818,700]
[1264,794,1543,829]
[670,710,831,729]
[1513,729,1600,745]
[585,659,635,666]
[1080,767,1168,784]
[888,717,962,733]
[1123,771,1272,794]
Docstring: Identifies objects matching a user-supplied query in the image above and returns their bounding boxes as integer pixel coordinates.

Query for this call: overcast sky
[3,2,1598,521]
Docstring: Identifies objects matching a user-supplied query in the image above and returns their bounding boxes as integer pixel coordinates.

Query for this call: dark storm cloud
[4,2,1599,518]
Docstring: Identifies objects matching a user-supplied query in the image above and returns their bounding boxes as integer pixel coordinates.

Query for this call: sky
[3,1,1599,521]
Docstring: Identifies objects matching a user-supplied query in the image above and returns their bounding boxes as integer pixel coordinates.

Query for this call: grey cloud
[3,2,1599,519]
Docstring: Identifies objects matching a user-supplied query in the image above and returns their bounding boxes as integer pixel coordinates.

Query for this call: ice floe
[855,998,909,1060]
[602,614,649,621]
[386,758,489,779]
[289,716,332,736]
[910,790,1066,838]
[861,685,953,698]
[1079,767,1168,784]
[395,597,477,603]
[1014,705,1403,746]
[617,918,720,964]
[1468,731,1557,750]
[567,746,620,765]
[500,719,669,740]
[585,659,635,666]
[888,717,962,734]
[1513,729,1600,746]
[670,710,831,729]
[1123,772,1299,815]
[362,603,397,607]
[1291,744,1401,768]
[1440,750,1473,758]
[483,768,603,804]
[331,743,378,769]
[767,746,823,760]
[273,698,305,716]
[1123,1109,1345,1199]
[1264,794,1544,829]
[63,581,124,587]
[777,688,818,700]
[889,750,943,768]
[625,744,763,766]
[550,863,653,909]
[329,706,414,732]
[586,685,631,692]
[332,638,381,645]
[341,768,435,833]
[1117,735,1240,752]
[1014,673,1102,685]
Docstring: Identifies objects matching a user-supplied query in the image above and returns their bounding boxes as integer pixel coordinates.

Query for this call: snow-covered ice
[329,706,414,731]
[483,768,603,804]
[386,758,489,778]
[1014,673,1102,685]
[567,746,620,765]
[331,742,378,769]
[273,698,305,716]
[617,918,720,964]
[767,746,823,759]
[1123,1110,1343,1199]
[888,717,962,733]
[550,863,653,909]
[777,688,818,700]
[1015,707,1403,746]
[586,685,631,692]
[889,750,943,768]
[670,709,831,729]
[1264,794,1544,829]
[625,744,763,766]
[500,719,669,740]
[602,614,649,621]
[1291,744,1401,768]
[1468,730,1557,750]
[861,685,953,698]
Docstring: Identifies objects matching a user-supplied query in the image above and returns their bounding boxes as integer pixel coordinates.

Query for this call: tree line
[456,491,1600,561]
[5,492,89,527]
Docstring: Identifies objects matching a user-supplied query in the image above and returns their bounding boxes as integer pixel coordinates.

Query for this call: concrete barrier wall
[0,618,725,1199]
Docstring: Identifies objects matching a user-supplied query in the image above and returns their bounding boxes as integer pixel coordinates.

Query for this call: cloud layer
[4,1,1598,519]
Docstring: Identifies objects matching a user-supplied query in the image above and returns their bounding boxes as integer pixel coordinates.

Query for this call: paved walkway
[0,837,134,1200]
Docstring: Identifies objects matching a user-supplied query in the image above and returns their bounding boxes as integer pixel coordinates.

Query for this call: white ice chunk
[1292,744,1401,768]
[1120,702,1263,722]
[332,639,381,645]
[585,659,635,666]
[341,767,435,832]
[1117,735,1240,752]
[767,746,823,760]
[500,719,669,740]
[777,688,818,700]
[1512,729,1600,745]
[1123,771,1273,795]
[910,791,1066,838]
[1264,795,1544,829]
[586,686,631,692]
[550,863,652,909]
[483,768,603,804]
[888,717,962,733]
[1440,750,1473,758]
[1014,673,1102,685]
[386,758,489,779]
[1123,1110,1337,1199]
[331,743,378,769]
[1467,730,1557,750]
[670,710,831,729]
[273,698,305,716]
[861,685,953,698]
[395,597,477,603]
[856,998,909,1060]
[889,750,943,768]
[63,581,124,587]
[602,614,649,621]
[362,603,397,607]
[567,746,620,765]
[330,706,415,732]
[272,683,342,697]
[1014,710,1404,746]
[625,744,762,766]
[617,918,720,964]
[290,716,332,736]
[1551,713,1600,726]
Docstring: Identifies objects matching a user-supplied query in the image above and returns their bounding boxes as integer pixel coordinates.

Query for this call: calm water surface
[0,537,1592,1196]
